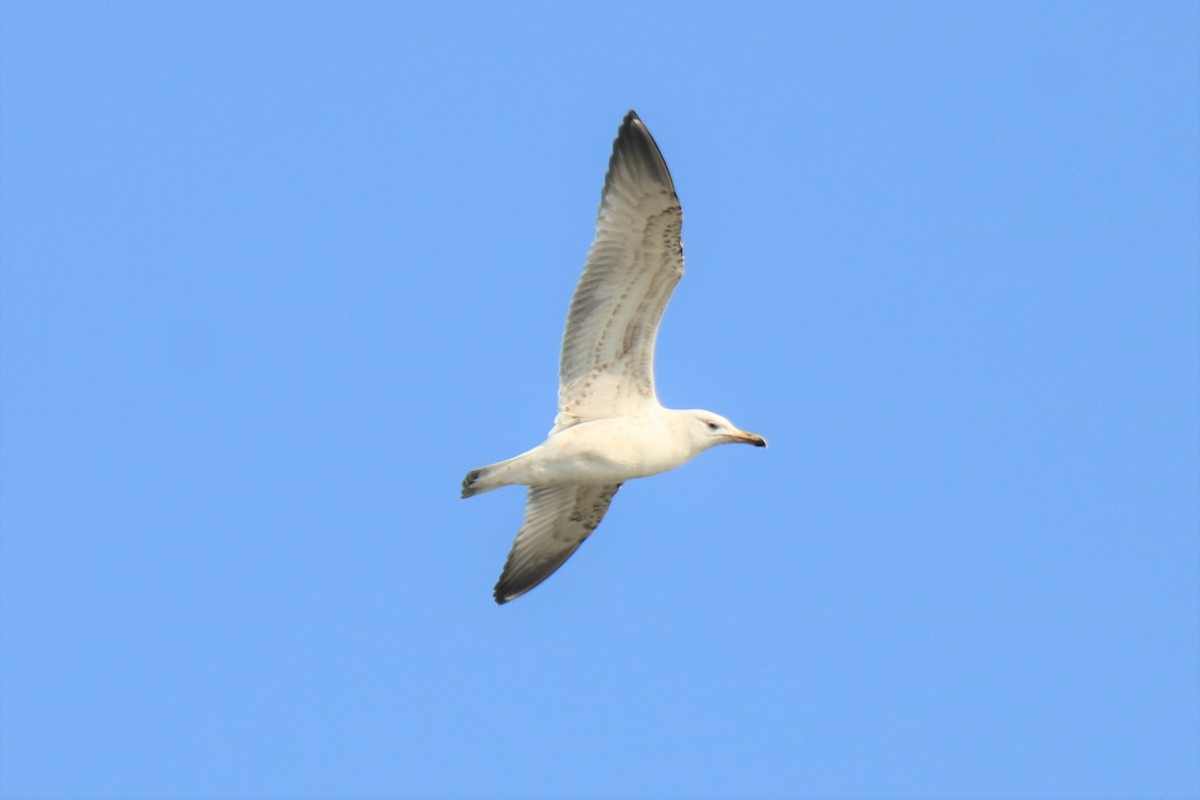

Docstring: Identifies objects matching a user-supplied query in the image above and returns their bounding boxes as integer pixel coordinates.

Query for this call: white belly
[522,416,694,485]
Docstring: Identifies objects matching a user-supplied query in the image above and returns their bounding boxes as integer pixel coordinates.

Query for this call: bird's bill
[726,430,767,448]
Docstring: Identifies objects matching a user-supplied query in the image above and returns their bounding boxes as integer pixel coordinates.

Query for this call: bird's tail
[461,456,519,499]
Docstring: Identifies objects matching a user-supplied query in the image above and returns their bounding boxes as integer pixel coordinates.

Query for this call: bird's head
[683,410,767,451]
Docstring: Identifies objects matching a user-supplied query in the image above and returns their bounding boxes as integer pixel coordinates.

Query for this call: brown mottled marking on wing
[554,111,684,433]
[493,484,622,604]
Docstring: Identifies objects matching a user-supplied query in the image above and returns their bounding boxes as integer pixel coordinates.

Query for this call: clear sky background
[2,2,1198,798]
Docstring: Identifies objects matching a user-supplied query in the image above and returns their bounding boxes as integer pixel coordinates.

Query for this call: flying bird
[462,111,766,604]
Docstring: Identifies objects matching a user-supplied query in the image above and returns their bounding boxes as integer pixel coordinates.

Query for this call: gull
[462,111,766,604]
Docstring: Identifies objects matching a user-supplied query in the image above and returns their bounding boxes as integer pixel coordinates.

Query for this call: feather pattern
[554,111,683,433]
[493,483,622,603]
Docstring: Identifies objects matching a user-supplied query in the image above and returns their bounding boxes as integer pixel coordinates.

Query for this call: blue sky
[2,2,1197,798]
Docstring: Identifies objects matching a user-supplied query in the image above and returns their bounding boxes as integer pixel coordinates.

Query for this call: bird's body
[463,111,765,604]
[463,409,733,494]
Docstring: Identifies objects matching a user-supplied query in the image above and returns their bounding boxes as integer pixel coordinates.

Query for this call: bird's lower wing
[493,483,622,604]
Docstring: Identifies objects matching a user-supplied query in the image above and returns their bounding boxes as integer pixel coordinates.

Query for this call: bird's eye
[706,421,719,431]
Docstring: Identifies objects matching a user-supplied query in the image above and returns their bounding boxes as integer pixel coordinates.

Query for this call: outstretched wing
[554,111,683,433]
[493,483,622,604]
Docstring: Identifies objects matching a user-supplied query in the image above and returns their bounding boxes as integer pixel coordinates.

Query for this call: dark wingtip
[492,572,543,605]
[493,579,521,605]
[608,109,674,192]
[493,571,516,604]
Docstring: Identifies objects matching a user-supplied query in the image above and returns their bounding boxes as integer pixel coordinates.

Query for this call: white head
[679,409,767,452]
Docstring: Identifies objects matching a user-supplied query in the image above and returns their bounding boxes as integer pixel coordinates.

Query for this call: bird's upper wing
[493,483,622,604]
[554,111,683,433]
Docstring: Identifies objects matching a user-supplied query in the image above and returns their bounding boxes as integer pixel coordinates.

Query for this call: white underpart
[482,410,708,488]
